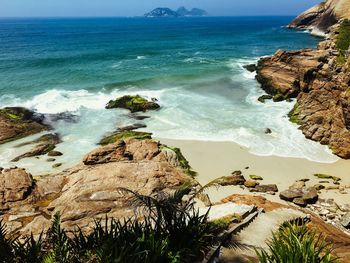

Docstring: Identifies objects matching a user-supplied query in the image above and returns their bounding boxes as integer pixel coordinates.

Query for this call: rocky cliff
[256,8,350,158]
[289,0,350,33]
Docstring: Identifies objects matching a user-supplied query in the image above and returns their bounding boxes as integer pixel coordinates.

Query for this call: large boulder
[0,138,196,236]
[106,95,160,113]
[0,168,34,206]
[0,107,48,144]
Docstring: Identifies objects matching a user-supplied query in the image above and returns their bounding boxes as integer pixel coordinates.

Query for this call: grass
[256,221,338,263]
[336,19,350,64]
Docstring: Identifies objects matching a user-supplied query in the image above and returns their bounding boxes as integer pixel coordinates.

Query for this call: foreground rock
[0,138,196,236]
[0,107,48,144]
[256,21,350,158]
[106,95,160,113]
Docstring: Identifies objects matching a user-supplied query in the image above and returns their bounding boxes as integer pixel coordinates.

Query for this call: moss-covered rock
[106,95,160,113]
[258,95,273,103]
[314,173,341,182]
[0,107,48,144]
[99,131,152,145]
[288,102,302,124]
[249,175,263,180]
[160,145,197,177]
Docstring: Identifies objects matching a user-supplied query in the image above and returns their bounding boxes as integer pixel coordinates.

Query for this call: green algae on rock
[314,173,341,182]
[0,107,48,144]
[106,95,160,113]
[99,131,152,145]
[160,145,197,177]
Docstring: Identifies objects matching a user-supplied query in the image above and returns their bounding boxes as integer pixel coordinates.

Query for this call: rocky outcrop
[106,95,160,113]
[256,23,350,158]
[0,107,48,144]
[0,138,196,236]
[288,0,350,33]
[12,133,61,162]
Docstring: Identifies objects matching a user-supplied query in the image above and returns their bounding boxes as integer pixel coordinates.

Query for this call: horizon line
[0,15,298,19]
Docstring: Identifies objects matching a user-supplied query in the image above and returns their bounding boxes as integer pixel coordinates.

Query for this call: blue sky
[1,0,321,17]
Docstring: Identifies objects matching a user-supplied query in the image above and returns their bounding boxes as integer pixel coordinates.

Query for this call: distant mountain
[144,8,179,17]
[144,7,207,17]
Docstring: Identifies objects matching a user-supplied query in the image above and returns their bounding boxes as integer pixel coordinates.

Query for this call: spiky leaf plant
[255,222,339,263]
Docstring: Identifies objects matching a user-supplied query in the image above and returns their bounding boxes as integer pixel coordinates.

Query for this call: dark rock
[302,187,319,203]
[243,64,257,72]
[52,163,62,168]
[258,95,273,103]
[280,189,303,201]
[253,184,278,193]
[117,123,147,132]
[265,128,272,134]
[293,197,307,207]
[106,95,160,113]
[340,213,350,229]
[48,150,63,157]
[314,184,326,190]
[47,158,56,162]
[216,173,246,186]
[12,144,56,162]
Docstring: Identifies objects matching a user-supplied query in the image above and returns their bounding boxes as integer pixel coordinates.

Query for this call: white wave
[137,56,146,60]
[112,62,122,68]
[1,88,165,114]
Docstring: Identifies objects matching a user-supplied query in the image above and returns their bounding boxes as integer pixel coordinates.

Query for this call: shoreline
[158,138,350,206]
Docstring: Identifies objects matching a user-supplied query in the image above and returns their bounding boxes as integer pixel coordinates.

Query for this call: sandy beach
[159,138,350,206]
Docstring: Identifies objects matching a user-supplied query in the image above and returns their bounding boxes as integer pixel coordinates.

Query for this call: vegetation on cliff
[336,19,350,64]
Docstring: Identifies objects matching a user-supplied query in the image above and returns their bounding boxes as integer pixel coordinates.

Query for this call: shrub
[255,221,338,263]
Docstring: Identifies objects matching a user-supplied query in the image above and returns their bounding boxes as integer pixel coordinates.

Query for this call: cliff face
[257,13,350,158]
[289,0,350,33]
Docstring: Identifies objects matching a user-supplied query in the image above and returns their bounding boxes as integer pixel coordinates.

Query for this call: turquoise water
[0,17,337,172]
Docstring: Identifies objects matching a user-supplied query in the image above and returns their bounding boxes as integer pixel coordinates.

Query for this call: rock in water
[0,107,48,144]
[243,64,257,72]
[106,95,160,113]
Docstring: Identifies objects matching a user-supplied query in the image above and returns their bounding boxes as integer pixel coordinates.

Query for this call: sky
[0,0,321,17]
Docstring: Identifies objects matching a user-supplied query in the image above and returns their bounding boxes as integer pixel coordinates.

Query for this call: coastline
[158,138,350,206]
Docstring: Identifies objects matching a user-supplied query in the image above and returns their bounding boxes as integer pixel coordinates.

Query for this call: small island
[144,7,207,18]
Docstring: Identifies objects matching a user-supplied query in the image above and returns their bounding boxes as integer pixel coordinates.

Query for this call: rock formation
[106,95,160,113]
[256,17,350,158]
[0,138,196,236]
[0,107,48,144]
[289,0,350,33]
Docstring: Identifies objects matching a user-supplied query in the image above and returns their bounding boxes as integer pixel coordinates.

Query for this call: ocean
[0,16,337,173]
